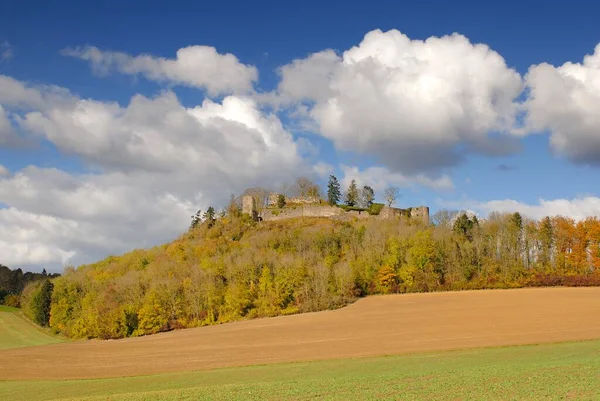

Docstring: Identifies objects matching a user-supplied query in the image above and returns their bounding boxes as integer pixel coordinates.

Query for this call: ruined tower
[242,195,258,221]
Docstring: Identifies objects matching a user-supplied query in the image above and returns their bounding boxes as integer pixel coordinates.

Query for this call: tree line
[21,207,600,340]
[0,264,58,308]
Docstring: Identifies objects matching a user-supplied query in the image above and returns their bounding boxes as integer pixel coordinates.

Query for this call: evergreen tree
[345,179,359,206]
[190,210,202,229]
[203,207,216,227]
[30,280,53,326]
[327,175,341,205]
[277,194,286,208]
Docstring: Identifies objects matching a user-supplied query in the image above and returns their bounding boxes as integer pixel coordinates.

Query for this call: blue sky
[1,0,600,272]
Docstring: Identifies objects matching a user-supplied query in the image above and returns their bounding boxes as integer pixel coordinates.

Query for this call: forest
[19,203,600,340]
[0,265,59,307]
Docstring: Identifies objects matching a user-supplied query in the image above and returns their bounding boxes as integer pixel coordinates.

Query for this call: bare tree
[433,209,459,228]
[243,187,271,212]
[383,187,400,207]
[292,177,320,198]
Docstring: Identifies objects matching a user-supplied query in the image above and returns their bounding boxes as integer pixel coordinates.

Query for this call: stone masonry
[243,194,429,225]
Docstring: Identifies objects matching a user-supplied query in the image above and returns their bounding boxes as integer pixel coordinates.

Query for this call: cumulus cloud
[441,197,600,221]
[0,76,310,272]
[524,43,600,165]
[277,29,523,175]
[62,45,258,95]
[340,164,454,193]
[0,164,9,177]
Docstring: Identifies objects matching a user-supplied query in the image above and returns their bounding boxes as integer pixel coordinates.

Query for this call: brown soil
[2,287,600,380]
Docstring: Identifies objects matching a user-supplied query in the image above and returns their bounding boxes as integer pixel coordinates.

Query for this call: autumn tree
[293,177,320,198]
[538,216,554,269]
[360,186,375,208]
[345,179,359,206]
[383,187,400,207]
[327,175,341,205]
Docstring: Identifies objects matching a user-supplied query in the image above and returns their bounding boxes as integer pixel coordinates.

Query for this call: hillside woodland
[0,265,59,308]
[20,205,600,340]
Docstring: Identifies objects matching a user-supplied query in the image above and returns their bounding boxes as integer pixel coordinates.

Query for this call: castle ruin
[243,193,430,225]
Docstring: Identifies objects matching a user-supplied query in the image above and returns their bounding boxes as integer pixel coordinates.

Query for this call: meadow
[0,306,63,350]
[1,288,600,400]
[1,340,599,400]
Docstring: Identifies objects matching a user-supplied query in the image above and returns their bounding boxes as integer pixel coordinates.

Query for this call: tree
[277,194,286,208]
[190,210,202,230]
[539,216,554,268]
[227,194,241,218]
[327,175,341,205]
[453,212,477,241]
[361,186,375,208]
[27,280,53,326]
[293,177,320,198]
[383,187,400,207]
[433,209,459,228]
[345,179,359,206]
[203,207,216,227]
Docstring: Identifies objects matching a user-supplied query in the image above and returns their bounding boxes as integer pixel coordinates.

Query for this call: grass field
[1,339,599,400]
[1,288,600,400]
[0,307,64,350]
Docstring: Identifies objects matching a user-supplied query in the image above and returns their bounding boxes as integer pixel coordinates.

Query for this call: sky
[1,0,600,273]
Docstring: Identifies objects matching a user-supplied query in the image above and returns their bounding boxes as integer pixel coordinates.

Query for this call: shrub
[277,194,286,208]
[3,294,20,307]
[368,203,384,216]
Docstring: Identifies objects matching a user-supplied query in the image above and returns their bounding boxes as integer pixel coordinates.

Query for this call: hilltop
[18,200,600,340]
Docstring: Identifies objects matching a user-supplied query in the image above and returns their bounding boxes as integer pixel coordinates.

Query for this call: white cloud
[0,41,12,62]
[0,76,309,272]
[441,196,600,221]
[0,164,9,177]
[340,164,454,194]
[277,29,523,175]
[62,45,258,96]
[524,43,600,165]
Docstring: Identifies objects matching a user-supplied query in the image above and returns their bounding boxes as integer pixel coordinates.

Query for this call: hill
[0,307,64,350]
[31,210,600,340]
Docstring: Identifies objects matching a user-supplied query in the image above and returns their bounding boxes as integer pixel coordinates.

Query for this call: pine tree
[345,179,359,206]
[190,209,202,229]
[327,175,341,205]
[203,207,216,227]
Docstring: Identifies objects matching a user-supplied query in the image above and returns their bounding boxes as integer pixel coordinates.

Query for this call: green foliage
[23,280,54,327]
[368,203,384,215]
[344,179,359,206]
[277,194,286,208]
[203,207,216,227]
[0,264,59,302]
[190,209,202,230]
[327,175,341,205]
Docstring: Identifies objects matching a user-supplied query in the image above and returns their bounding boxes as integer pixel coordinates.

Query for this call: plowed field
[1,287,599,380]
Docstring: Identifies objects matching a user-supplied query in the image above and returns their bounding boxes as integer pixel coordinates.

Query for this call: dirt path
[1,287,600,380]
